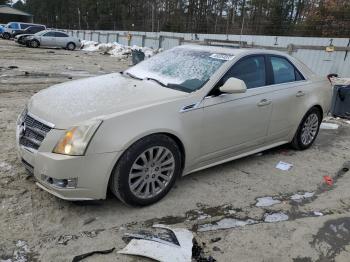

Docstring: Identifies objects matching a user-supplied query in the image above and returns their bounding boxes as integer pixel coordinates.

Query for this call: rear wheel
[291,107,322,150]
[66,42,76,51]
[109,134,182,206]
[30,39,40,48]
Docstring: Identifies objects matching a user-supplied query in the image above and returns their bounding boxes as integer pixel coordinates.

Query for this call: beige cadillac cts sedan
[16,45,332,206]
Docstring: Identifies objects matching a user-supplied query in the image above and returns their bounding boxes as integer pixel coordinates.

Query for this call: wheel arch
[106,131,186,194]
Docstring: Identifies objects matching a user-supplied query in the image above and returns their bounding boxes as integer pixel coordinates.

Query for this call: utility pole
[151,3,155,32]
[78,8,81,30]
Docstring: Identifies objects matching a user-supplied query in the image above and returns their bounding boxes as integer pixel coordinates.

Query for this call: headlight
[53,120,102,156]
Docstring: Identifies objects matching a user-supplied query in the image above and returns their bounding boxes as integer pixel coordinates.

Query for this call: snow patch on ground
[81,40,160,59]
[0,161,12,172]
[256,196,281,207]
[320,123,339,130]
[264,212,289,223]
[198,218,257,232]
[290,192,315,201]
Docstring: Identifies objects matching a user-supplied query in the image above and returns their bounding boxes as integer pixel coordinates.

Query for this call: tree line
[9,0,350,37]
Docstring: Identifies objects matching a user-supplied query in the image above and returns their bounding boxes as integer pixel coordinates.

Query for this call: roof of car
[178,44,286,57]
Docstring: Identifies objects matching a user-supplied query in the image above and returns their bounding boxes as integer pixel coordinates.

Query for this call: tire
[66,42,76,51]
[291,107,322,150]
[110,134,182,206]
[3,33,11,40]
[30,39,40,48]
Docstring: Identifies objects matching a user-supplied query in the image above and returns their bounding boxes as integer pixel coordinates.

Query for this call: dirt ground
[1,39,350,262]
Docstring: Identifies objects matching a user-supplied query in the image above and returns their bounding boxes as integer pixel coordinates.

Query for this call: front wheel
[30,39,40,48]
[291,108,322,150]
[110,134,182,206]
[3,33,11,40]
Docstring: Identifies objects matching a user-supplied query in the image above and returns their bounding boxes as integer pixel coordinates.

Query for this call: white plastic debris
[264,212,289,223]
[256,196,281,207]
[313,211,324,216]
[276,161,293,171]
[198,218,257,232]
[290,192,315,201]
[320,123,339,130]
[118,224,193,262]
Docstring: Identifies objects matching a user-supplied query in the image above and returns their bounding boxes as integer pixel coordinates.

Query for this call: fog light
[41,174,77,189]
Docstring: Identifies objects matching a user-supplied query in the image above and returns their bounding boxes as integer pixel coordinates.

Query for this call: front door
[40,32,56,46]
[199,55,273,163]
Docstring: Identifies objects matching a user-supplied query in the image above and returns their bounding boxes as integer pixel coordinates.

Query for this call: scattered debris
[57,235,78,245]
[212,246,221,252]
[323,176,334,186]
[192,239,216,262]
[290,192,315,201]
[12,240,30,262]
[320,123,339,130]
[198,218,257,232]
[210,237,221,243]
[264,212,289,223]
[276,161,293,171]
[72,247,115,262]
[0,161,12,172]
[119,224,193,262]
[83,217,96,225]
[313,211,324,216]
[256,196,281,207]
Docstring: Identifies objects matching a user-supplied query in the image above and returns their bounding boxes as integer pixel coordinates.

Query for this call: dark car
[14,25,46,45]
[2,22,45,40]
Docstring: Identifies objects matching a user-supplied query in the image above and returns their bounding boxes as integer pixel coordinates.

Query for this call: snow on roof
[0,5,33,16]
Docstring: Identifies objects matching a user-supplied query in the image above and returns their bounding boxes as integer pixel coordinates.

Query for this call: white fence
[66,30,350,77]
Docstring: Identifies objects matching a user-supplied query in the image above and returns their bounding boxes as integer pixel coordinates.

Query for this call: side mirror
[219,77,247,94]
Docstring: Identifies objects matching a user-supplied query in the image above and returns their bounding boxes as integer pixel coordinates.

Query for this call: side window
[43,32,55,37]
[20,24,30,29]
[55,32,68,37]
[270,56,304,84]
[9,23,19,29]
[222,56,266,89]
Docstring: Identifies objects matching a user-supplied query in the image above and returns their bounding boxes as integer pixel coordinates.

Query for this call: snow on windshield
[126,47,232,91]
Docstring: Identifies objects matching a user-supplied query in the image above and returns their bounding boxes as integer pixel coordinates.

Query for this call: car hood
[28,73,187,129]
[16,34,33,38]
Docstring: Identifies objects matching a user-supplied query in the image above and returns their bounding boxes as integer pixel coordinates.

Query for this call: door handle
[296,91,305,97]
[257,99,271,107]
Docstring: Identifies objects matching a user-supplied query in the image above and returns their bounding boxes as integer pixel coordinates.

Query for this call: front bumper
[17,125,122,200]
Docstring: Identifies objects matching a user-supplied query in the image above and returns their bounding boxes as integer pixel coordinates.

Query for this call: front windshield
[125,47,233,93]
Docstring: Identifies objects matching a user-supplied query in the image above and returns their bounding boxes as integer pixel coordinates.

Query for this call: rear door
[54,32,69,47]
[199,55,273,163]
[265,55,309,142]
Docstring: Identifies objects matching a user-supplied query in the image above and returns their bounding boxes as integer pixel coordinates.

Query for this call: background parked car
[14,25,46,45]
[25,30,81,50]
[0,24,5,37]
[2,22,44,40]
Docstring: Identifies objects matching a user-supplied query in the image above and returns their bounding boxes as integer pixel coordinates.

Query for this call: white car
[25,30,81,50]
[16,45,332,206]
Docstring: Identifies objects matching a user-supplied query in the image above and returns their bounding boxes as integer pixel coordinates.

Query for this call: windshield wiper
[145,77,167,87]
[123,71,142,80]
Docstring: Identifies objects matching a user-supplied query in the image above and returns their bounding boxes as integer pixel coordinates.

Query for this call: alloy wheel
[128,146,175,199]
[301,113,319,146]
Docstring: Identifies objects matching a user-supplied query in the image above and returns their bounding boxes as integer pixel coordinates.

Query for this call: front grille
[19,113,52,150]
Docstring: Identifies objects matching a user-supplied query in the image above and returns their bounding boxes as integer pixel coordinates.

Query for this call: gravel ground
[1,39,350,262]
